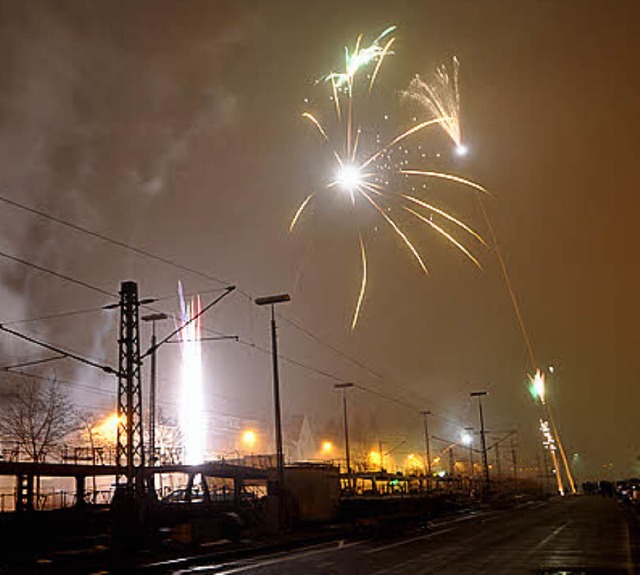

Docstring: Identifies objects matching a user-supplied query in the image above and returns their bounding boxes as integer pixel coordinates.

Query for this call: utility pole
[255,293,290,529]
[510,435,518,488]
[449,447,455,477]
[541,446,550,495]
[141,313,167,477]
[471,391,490,492]
[421,410,432,492]
[335,383,354,492]
[495,440,502,477]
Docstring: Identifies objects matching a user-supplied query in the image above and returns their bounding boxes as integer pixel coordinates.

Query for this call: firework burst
[292,28,487,329]
[402,56,467,156]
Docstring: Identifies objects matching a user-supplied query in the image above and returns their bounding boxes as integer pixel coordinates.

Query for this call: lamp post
[471,391,490,492]
[255,293,290,527]
[463,427,474,478]
[421,410,432,491]
[141,312,168,473]
[335,383,354,491]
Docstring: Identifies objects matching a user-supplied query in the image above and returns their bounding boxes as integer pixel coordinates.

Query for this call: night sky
[0,1,638,478]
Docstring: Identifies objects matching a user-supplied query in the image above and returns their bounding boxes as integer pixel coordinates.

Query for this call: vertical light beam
[179,284,205,465]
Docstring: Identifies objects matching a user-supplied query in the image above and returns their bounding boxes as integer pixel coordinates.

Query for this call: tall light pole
[334,383,354,492]
[463,427,474,478]
[471,391,490,492]
[255,293,290,526]
[421,410,432,491]
[141,313,168,473]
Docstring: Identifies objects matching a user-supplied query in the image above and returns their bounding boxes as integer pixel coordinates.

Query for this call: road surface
[159,496,637,574]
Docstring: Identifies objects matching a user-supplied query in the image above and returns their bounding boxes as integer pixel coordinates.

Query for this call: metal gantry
[116,281,145,495]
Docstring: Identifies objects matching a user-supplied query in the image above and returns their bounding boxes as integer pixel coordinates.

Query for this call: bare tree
[156,409,184,464]
[0,377,76,463]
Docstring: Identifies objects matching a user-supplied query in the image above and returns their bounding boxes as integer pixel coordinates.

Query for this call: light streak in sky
[402,56,466,154]
[540,418,565,496]
[178,282,205,465]
[291,27,486,329]
[531,369,577,495]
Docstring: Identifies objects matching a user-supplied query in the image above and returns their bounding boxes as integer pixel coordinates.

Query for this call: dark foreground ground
[148,496,638,575]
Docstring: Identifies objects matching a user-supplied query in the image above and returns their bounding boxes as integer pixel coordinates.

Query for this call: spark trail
[402,56,467,155]
[291,27,486,329]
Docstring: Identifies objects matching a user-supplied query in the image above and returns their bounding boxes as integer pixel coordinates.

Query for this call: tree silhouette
[0,377,76,463]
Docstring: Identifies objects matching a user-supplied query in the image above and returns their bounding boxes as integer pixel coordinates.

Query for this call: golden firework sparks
[292,27,487,329]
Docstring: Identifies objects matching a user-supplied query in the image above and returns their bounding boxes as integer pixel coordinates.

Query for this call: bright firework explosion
[178,282,205,465]
[291,27,487,329]
[401,57,467,156]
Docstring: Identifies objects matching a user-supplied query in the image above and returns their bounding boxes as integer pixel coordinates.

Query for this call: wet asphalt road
[160,496,637,575]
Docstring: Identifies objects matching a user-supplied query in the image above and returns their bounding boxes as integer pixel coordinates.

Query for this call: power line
[0,193,244,296]
[0,255,464,430]
[142,286,235,359]
[0,369,262,421]
[277,312,467,427]
[0,193,468,429]
[2,305,107,327]
[0,323,119,375]
[0,248,114,298]
[228,333,466,428]
[1,286,230,327]
[1,354,66,370]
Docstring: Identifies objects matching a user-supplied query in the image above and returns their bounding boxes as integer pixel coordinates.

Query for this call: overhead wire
[0,193,242,295]
[0,192,470,428]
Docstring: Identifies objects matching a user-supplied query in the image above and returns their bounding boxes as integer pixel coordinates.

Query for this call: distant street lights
[255,293,290,526]
[334,382,354,491]
[471,391,490,492]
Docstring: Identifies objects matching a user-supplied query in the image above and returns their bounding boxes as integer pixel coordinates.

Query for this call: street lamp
[470,391,490,492]
[421,410,432,490]
[255,293,290,526]
[141,312,168,471]
[334,382,354,491]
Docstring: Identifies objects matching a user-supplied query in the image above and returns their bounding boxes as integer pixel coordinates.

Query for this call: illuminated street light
[322,441,333,454]
[406,453,421,473]
[242,429,257,451]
